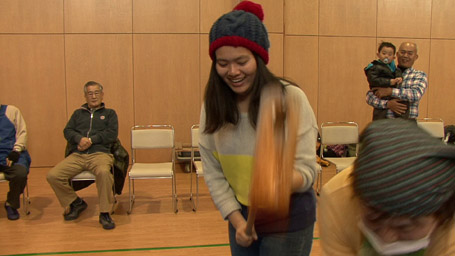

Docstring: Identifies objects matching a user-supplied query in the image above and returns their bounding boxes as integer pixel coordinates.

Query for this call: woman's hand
[228,210,258,247]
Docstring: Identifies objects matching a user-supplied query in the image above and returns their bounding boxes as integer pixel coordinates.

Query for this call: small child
[365,42,409,120]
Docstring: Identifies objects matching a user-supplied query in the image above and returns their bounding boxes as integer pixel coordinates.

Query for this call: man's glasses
[86,91,101,97]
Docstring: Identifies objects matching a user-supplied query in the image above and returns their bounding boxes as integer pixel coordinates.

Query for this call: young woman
[198,1,318,255]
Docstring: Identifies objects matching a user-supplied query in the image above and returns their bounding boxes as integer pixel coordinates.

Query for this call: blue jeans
[228,222,315,256]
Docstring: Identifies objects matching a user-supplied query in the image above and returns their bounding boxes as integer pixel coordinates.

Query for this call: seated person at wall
[366,42,427,121]
[47,81,118,230]
[364,42,409,120]
[0,104,31,220]
[319,119,455,255]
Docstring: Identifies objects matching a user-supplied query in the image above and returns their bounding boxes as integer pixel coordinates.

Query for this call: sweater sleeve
[286,86,318,192]
[198,107,241,219]
[6,105,28,152]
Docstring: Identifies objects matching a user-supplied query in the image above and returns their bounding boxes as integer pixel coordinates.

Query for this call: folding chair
[0,173,30,215]
[316,122,359,194]
[128,125,177,214]
[189,124,204,211]
[417,118,445,141]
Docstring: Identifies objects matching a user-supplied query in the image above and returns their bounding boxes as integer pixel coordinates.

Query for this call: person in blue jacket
[0,103,31,220]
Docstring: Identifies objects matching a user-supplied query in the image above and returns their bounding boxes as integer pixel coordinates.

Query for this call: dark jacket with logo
[64,103,118,154]
[64,103,128,194]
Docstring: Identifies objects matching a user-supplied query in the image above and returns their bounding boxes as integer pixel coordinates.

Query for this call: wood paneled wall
[0,0,454,167]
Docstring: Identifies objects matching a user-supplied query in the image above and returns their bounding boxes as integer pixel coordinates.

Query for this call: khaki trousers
[47,152,114,213]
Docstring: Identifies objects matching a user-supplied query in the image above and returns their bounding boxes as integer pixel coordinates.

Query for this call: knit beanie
[209,1,270,64]
[353,119,455,217]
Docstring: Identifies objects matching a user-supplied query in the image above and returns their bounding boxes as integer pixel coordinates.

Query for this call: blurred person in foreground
[319,118,455,255]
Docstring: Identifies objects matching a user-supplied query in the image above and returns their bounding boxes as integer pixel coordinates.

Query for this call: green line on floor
[3,244,230,256]
[4,238,320,256]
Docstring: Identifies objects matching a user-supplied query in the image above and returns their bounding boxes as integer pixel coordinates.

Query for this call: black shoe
[5,203,19,220]
[99,213,115,230]
[63,198,87,221]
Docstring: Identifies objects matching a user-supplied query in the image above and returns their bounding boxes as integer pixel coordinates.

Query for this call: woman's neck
[237,94,251,113]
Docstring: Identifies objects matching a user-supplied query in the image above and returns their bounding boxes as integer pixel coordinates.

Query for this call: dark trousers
[0,164,28,209]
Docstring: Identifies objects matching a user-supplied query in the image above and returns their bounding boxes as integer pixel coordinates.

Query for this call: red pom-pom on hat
[233,1,264,21]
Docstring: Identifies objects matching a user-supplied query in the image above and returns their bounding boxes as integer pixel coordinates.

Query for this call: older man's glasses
[86,91,101,97]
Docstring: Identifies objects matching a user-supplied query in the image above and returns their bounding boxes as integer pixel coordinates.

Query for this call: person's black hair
[378,42,396,54]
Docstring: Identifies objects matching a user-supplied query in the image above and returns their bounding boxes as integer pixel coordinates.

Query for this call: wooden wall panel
[428,40,455,125]
[65,34,134,153]
[200,0,283,34]
[2,0,455,167]
[133,0,199,33]
[377,0,432,38]
[319,0,376,37]
[284,36,318,116]
[0,0,63,33]
[200,34,211,106]
[256,0,283,33]
[64,0,132,33]
[133,34,201,146]
[0,35,66,167]
[318,37,376,130]
[431,0,455,39]
[268,33,284,77]
[200,0,238,34]
[285,0,318,36]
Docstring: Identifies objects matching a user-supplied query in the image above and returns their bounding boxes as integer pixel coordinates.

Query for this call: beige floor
[0,163,337,256]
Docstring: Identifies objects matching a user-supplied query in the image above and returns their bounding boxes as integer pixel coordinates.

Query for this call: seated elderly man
[319,119,455,255]
[47,81,118,230]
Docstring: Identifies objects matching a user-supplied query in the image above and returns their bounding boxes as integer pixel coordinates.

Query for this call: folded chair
[128,125,177,214]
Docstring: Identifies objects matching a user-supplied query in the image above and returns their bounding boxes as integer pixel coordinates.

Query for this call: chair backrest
[320,122,359,145]
[191,124,199,148]
[131,125,174,149]
[131,125,174,163]
[417,118,444,140]
[320,122,359,157]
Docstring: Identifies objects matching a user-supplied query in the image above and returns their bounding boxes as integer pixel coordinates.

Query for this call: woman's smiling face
[215,46,257,98]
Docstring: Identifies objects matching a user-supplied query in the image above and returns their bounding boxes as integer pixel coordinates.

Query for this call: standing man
[366,42,427,120]
[47,81,118,230]
[0,104,31,220]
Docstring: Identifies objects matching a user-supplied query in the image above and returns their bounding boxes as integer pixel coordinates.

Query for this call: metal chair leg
[127,178,134,214]
[316,165,322,196]
[195,173,199,211]
[173,173,178,213]
[23,182,30,215]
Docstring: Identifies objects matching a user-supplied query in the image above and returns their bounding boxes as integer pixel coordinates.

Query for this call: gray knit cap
[209,1,270,64]
[353,119,455,217]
